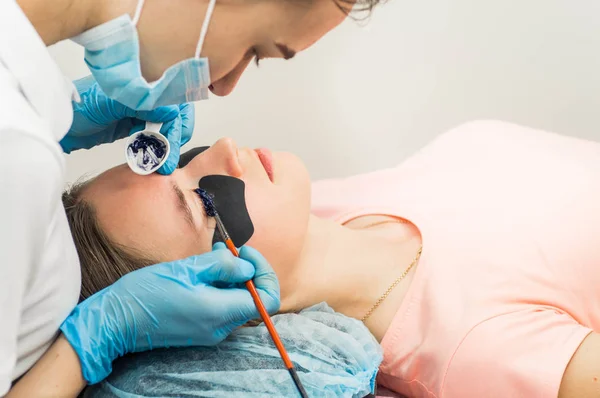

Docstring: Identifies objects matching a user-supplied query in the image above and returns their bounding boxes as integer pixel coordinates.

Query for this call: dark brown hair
[62,180,157,302]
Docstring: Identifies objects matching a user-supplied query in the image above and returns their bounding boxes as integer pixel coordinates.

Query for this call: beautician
[0,0,379,396]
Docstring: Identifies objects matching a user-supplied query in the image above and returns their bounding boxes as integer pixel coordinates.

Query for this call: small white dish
[125,122,170,176]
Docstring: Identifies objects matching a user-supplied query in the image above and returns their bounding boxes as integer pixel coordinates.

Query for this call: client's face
[82,138,311,270]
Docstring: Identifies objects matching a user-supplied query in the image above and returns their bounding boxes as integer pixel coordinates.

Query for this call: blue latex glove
[60,244,280,384]
[61,75,195,175]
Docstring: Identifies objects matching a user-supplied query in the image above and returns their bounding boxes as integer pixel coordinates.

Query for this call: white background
[50,0,600,184]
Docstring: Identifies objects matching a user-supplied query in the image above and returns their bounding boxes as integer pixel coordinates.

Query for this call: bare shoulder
[559,332,600,398]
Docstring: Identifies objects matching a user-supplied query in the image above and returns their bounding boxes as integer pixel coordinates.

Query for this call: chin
[275,151,311,181]
[209,77,238,97]
[277,151,312,207]
[250,154,311,268]
[208,85,227,97]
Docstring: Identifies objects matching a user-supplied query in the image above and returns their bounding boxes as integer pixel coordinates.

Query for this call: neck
[16,0,136,45]
[280,215,417,323]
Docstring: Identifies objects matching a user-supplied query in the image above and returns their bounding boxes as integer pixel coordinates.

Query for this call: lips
[255,148,274,182]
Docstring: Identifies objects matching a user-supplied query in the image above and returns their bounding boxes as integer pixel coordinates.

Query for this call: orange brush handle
[224,239,294,370]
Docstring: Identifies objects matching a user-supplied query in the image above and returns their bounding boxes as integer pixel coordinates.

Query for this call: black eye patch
[198,175,254,247]
[178,146,210,168]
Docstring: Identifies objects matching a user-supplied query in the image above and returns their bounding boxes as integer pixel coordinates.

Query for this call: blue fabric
[84,303,382,398]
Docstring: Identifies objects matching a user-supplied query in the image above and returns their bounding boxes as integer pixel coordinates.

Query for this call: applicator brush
[195,188,309,398]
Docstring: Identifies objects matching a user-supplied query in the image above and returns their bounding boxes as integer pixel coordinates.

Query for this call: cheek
[243,153,311,269]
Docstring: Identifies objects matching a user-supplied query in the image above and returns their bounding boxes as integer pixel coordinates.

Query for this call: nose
[210,137,243,177]
[180,137,242,178]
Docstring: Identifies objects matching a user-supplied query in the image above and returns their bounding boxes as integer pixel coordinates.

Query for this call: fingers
[156,116,182,175]
[201,249,256,285]
[209,244,280,316]
[212,242,226,251]
[206,287,261,332]
[147,103,194,175]
[178,103,195,146]
[238,246,281,314]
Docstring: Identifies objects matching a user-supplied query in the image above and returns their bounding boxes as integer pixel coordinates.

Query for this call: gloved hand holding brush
[60,244,280,384]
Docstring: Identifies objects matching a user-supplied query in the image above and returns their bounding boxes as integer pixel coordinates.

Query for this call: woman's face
[83,138,312,271]
[136,0,349,96]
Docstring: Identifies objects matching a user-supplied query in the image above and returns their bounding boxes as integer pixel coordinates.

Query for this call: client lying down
[64,120,600,398]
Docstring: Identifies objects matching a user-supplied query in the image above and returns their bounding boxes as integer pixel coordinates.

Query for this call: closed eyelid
[246,47,261,67]
[275,43,296,60]
[173,184,196,229]
[248,43,295,67]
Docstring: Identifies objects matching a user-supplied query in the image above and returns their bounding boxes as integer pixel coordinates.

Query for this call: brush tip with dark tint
[194,188,217,217]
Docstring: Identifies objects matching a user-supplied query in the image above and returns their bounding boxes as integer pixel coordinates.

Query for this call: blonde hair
[62,180,157,301]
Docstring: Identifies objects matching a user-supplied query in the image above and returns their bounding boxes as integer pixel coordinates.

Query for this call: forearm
[7,334,86,398]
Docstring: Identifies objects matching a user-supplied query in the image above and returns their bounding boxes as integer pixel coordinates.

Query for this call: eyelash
[191,189,205,211]
[252,48,262,67]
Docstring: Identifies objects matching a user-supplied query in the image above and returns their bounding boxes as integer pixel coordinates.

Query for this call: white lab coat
[0,1,81,394]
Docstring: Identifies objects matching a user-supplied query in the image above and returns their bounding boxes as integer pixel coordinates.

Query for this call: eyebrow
[173,185,195,229]
[275,43,296,60]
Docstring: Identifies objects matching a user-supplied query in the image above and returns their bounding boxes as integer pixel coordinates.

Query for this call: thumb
[212,242,227,251]
[178,103,195,146]
[201,250,256,285]
[156,116,182,175]
[238,246,280,314]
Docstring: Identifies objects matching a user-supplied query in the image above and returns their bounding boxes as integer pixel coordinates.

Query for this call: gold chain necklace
[353,218,423,322]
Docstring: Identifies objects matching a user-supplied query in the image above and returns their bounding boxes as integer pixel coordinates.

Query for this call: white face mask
[72,0,217,110]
